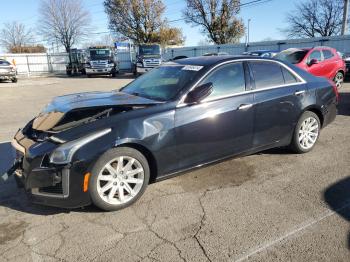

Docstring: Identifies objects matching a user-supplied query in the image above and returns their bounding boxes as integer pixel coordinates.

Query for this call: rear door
[248,61,307,148]
[321,49,337,79]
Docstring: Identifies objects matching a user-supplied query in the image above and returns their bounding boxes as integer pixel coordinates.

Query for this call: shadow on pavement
[323,177,350,250]
[0,142,71,215]
[338,92,350,116]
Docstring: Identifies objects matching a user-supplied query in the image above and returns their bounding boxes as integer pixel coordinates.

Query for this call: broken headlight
[49,128,111,164]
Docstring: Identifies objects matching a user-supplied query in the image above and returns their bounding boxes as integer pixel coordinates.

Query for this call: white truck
[85,46,119,77]
[132,44,162,75]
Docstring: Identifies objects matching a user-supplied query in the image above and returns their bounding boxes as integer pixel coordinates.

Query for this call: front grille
[39,182,63,194]
[144,59,161,67]
[91,61,108,68]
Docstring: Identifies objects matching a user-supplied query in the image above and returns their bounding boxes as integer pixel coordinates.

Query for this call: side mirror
[308,58,318,66]
[184,82,213,104]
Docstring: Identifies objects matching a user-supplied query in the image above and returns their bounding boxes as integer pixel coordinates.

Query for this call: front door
[174,62,255,170]
[306,49,324,77]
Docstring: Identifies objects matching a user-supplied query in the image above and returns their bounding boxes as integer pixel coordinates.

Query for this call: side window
[249,61,285,89]
[307,50,322,63]
[323,50,334,60]
[201,62,246,99]
[281,67,299,84]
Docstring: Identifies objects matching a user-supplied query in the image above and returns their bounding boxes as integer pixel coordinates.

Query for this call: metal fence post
[26,55,30,76]
[47,53,52,73]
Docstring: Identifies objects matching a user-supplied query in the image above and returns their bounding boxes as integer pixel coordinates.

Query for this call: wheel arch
[302,106,324,127]
[335,69,345,78]
[115,142,158,183]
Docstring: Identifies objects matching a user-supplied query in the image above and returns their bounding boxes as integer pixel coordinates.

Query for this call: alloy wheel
[334,72,344,89]
[97,156,145,205]
[298,117,319,150]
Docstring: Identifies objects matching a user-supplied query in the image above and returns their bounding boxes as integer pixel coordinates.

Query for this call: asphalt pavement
[0,75,349,261]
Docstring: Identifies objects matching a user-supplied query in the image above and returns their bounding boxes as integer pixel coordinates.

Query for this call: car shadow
[338,92,350,116]
[0,142,103,215]
[323,177,350,250]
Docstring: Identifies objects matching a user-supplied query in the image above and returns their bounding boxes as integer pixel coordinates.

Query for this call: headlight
[49,128,111,164]
[136,62,143,67]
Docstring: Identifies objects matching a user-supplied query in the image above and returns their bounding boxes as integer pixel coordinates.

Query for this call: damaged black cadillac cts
[6,56,338,211]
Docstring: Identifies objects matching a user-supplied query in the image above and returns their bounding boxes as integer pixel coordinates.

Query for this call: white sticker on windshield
[182,65,203,71]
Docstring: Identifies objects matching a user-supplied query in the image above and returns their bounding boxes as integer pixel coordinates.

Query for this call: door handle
[294,90,306,96]
[238,104,253,110]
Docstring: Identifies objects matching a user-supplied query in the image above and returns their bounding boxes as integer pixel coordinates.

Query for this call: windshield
[139,45,160,56]
[121,65,201,101]
[89,49,111,60]
[275,50,308,64]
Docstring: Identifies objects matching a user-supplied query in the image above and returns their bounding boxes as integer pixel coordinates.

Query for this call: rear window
[323,50,334,60]
[281,67,299,84]
[275,50,308,64]
[249,61,285,89]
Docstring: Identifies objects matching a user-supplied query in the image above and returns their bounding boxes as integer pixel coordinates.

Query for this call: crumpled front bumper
[6,132,92,209]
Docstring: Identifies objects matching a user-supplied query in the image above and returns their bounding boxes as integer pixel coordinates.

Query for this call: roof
[174,55,276,67]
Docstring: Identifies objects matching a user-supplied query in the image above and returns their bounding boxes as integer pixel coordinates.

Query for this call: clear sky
[0,0,305,49]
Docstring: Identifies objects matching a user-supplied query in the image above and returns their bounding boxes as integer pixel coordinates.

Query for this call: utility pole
[247,19,251,45]
[342,0,349,35]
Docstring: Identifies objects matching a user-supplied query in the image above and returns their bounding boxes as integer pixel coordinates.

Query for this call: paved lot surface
[0,76,349,262]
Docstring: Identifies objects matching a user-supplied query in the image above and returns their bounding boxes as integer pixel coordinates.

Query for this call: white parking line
[234,202,350,262]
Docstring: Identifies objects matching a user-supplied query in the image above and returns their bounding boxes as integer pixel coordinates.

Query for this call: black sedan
[5,56,338,211]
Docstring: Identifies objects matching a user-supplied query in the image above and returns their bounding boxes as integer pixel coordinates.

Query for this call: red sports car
[275,47,346,88]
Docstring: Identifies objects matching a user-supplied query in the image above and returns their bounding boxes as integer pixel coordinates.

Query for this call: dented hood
[32,91,160,131]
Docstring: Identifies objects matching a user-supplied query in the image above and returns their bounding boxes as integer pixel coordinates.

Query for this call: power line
[167,0,274,23]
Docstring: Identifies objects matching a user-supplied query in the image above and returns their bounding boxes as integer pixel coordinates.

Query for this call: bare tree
[83,34,116,48]
[0,21,34,52]
[284,0,344,38]
[183,0,245,44]
[38,0,91,52]
[104,0,167,44]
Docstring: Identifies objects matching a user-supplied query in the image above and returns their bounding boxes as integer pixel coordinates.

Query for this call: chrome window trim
[177,58,306,108]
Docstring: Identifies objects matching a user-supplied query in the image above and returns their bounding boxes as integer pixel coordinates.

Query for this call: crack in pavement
[193,190,212,262]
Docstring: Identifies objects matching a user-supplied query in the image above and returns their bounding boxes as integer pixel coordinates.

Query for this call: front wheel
[289,111,321,153]
[11,77,17,83]
[89,147,150,211]
[333,71,344,89]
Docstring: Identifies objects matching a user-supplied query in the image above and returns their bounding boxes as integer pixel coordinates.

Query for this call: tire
[11,77,17,83]
[289,111,321,154]
[333,71,344,89]
[87,74,92,78]
[111,70,117,77]
[89,147,150,211]
[66,70,72,76]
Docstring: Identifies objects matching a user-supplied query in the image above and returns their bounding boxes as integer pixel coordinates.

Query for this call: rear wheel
[89,147,150,211]
[290,111,321,153]
[333,71,344,89]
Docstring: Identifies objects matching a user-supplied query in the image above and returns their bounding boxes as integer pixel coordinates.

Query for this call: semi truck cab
[85,46,119,77]
[133,44,162,75]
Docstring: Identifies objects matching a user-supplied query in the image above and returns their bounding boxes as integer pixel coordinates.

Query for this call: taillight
[328,79,339,102]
